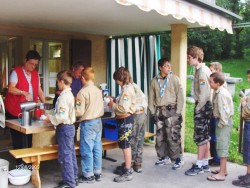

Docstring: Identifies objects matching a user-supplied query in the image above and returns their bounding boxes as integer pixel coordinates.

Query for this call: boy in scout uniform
[108,67,136,182]
[208,62,226,166]
[113,67,148,174]
[185,46,213,176]
[148,58,184,170]
[207,72,234,181]
[75,67,104,183]
[45,71,78,188]
[232,69,250,187]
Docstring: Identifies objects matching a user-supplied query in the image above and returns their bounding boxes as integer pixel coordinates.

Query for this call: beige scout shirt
[211,81,228,101]
[75,83,104,122]
[194,63,212,111]
[148,73,184,115]
[49,88,76,126]
[213,86,234,128]
[112,83,136,116]
[132,83,148,113]
[242,94,250,120]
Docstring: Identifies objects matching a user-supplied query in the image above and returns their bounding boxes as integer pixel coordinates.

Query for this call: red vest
[5,66,39,116]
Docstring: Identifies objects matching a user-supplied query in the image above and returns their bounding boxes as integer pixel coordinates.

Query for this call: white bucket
[0,159,9,188]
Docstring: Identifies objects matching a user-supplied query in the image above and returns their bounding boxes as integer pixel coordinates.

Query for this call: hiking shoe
[185,164,204,176]
[202,165,211,173]
[114,164,133,175]
[133,164,142,173]
[114,169,133,183]
[238,174,247,180]
[172,158,184,170]
[232,179,250,187]
[155,157,171,166]
[94,174,101,182]
[114,165,123,175]
[79,175,95,183]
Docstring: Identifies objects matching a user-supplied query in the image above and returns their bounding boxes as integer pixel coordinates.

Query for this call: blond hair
[81,67,95,81]
[57,71,72,85]
[187,46,204,63]
[208,62,222,72]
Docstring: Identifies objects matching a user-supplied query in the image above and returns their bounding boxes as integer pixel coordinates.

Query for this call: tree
[160,0,250,60]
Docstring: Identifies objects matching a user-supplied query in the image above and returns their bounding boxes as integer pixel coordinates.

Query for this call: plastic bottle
[35,107,41,120]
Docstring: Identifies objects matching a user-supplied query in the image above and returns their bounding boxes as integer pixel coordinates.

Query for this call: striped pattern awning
[115,0,233,34]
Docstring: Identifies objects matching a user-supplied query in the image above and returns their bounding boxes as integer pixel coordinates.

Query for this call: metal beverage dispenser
[20,101,38,126]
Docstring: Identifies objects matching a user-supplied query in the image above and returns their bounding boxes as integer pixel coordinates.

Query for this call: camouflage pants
[193,101,212,145]
[155,106,183,160]
[131,113,147,165]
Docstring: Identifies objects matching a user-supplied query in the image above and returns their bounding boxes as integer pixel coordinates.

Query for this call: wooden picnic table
[5,119,54,134]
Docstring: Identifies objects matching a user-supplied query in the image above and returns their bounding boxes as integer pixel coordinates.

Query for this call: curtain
[107,35,161,132]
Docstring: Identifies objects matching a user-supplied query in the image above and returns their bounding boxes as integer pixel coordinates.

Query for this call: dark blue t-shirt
[71,77,82,97]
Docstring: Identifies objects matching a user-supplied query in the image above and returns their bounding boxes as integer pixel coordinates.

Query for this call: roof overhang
[0,0,241,36]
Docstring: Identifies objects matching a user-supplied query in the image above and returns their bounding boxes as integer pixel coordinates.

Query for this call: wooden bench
[9,138,118,188]
[9,132,154,188]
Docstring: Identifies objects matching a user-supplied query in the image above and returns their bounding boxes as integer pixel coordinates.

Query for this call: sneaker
[202,165,211,173]
[55,183,71,188]
[75,178,79,186]
[114,169,133,183]
[79,175,95,183]
[185,164,204,176]
[94,174,101,182]
[58,179,79,187]
[155,157,171,166]
[172,159,184,170]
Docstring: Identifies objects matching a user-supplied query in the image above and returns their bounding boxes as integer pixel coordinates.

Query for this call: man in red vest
[5,50,45,164]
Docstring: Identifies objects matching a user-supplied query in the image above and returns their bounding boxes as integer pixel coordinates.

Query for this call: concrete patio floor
[1,143,245,188]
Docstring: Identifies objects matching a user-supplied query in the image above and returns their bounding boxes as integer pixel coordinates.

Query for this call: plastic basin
[8,169,31,186]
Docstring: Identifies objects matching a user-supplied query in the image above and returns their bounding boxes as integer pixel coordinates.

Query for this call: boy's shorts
[193,101,212,145]
[215,118,232,157]
[117,115,134,149]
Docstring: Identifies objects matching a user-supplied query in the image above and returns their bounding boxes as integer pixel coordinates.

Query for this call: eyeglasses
[162,64,170,68]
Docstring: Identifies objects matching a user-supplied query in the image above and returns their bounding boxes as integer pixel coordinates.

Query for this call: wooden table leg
[31,156,41,188]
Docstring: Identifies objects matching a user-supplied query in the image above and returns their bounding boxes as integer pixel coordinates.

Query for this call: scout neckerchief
[157,74,170,97]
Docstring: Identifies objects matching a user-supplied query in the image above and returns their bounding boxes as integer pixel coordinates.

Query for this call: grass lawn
[184,58,250,164]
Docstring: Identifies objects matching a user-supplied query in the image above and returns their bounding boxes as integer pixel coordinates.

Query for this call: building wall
[0,24,107,87]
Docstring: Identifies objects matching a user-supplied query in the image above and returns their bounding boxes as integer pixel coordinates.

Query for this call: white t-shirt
[9,68,40,100]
